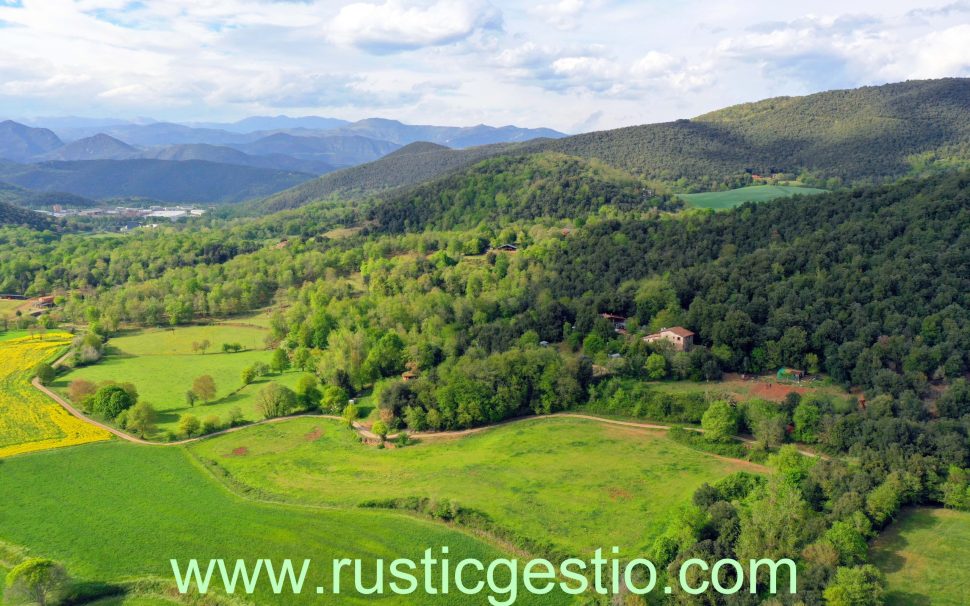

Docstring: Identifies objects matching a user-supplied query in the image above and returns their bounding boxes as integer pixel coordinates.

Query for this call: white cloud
[329,0,502,53]
[531,0,587,30]
[0,0,968,131]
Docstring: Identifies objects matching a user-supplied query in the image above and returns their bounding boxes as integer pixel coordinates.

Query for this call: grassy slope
[55,322,307,435]
[190,416,763,556]
[871,507,970,606]
[0,443,565,606]
[680,185,826,210]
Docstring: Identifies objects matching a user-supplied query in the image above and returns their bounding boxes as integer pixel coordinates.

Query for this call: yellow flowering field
[0,333,111,458]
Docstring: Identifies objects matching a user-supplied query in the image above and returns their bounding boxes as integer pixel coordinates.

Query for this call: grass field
[0,443,567,606]
[871,507,970,605]
[641,375,855,406]
[680,185,827,210]
[0,333,111,458]
[190,416,764,556]
[55,323,309,436]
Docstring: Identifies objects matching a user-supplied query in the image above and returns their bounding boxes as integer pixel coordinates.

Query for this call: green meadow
[871,507,970,606]
[55,321,309,435]
[680,185,826,210]
[190,416,764,556]
[0,443,566,606]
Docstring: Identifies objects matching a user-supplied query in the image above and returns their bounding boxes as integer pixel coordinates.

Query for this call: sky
[0,0,969,132]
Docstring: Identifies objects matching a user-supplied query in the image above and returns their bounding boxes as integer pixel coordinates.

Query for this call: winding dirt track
[30,378,826,459]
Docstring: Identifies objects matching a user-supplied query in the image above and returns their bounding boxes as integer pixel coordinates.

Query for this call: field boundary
[28,378,825,460]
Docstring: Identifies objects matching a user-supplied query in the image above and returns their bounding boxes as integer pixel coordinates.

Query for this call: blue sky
[0,0,968,132]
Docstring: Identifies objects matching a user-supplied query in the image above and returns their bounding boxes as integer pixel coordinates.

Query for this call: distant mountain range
[257,78,970,213]
[0,116,565,205]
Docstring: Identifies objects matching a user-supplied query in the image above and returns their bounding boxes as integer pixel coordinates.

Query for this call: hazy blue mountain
[38,134,138,161]
[333,118,566,148]
[53,122,250,146]
[189,115,350,133]
[0,121,63,162]
[137,143,335,174]
[230,133,400,167]
[0,159,314,204]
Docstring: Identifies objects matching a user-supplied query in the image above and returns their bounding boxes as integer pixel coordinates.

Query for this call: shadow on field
[885,590,931,606]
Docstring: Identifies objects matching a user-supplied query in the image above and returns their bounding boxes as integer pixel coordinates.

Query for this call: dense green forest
[368,153,675,231]
[529,78,970,190]
[0,199,52,229]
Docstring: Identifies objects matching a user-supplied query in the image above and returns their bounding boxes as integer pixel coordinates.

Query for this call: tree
[822,565,886,606]
[198,339,211,354]
[127,401,158,437]
[202,415,221,434]
[33,362,55,385]
[227,406,245,427]
[4,558,68,606]
[185,390,197,407]
[270,348,290,374]
[342,402,359,427]
[371,420,389,442]
[701,400,738,443]
[90,385,135,419]
[67,379,97,404]
[296,374,321,409]
[320,384,349,414]
[825,521,868,566]
[179,414,200,437]
[793,400,822,442]
[292,347,312,372]
[645,353,667,380]
[255,383,296,419]
[241,365,257,386]
[192,375,217,404]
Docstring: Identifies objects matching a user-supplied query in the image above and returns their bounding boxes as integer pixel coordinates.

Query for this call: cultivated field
[190,416,765,556]
[55,322,308,435]
[0,443,566,606]
[0,332,111,458]
[680,185,826,210]
[643,375,855,406]
[871,507,970,605]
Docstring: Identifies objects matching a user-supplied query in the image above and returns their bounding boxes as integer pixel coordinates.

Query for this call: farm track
[29,378,827,460]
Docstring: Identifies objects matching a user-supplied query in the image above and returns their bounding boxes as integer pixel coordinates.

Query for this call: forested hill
[526,78,970,189]
[367,152,675,232]
[254,142,520,213]
[548,170,970,392]
[0,200,51,230]
[252,78,970,213]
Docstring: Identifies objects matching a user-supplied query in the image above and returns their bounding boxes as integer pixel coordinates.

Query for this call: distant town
[37,205,208,229]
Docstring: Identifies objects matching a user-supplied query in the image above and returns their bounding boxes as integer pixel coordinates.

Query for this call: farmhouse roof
[657,326,694,337]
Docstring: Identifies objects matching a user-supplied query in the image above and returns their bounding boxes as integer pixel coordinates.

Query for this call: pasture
[643,375,854,406]
[190,416,764,556]
[55,323,308,436]
[871,507,970,606]
[0,443,563,606]
[680,185,826,210]
[0,333,110,458]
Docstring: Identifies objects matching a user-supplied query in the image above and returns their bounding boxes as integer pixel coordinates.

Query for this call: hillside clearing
[190,416,765,556]
[871,507,970,605]
[680,185,826,210]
